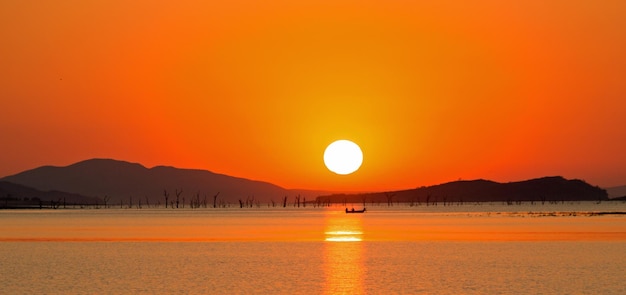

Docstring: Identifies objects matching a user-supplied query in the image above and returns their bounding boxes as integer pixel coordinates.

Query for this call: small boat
[345,208,366,214]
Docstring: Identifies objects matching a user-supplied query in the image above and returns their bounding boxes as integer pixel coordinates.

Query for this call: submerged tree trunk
[213,192,220,208]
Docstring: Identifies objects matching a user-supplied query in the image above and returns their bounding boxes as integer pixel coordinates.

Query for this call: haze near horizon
[2,1,625,191]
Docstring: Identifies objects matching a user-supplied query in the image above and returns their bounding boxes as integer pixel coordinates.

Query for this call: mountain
[605,185,626,199]
[2,159,611,207]
[316,176,608,205]
[0,181,100,208]
[1,159,331,205]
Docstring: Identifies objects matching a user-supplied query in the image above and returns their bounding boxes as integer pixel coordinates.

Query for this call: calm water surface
[1,202,625,294]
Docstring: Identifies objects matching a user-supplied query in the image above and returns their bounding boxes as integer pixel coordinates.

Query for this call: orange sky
[2,0,625,191]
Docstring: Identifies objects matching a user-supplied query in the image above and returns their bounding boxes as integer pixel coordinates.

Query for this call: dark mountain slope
[0,181,100,208]
[2,159,327,204]
[316,176,608,204]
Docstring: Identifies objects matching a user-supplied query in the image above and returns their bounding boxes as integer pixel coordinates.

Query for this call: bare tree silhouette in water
[213,192,220,208]
[386,193,395,206]
[102,195,110,208]
[175,189,183,208]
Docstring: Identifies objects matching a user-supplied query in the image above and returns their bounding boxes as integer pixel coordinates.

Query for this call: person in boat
[351,208,355,212]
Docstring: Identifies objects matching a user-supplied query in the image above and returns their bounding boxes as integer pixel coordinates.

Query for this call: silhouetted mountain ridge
[605,185,626,199]
[2,159,609,206]
[316,176,608,204]
[0,181,100,208]
[1,159,332,205]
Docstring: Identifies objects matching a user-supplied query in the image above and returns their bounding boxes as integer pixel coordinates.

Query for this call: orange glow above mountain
[1,0,625,191]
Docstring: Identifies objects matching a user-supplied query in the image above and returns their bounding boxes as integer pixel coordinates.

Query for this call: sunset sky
[2,0,625,192]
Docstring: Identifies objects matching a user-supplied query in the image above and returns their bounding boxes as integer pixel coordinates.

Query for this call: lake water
[1,202,625,294]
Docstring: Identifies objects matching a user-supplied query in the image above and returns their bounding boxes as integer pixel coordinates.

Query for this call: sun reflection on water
[324,211,365,242]
[323,211,365,294]
[325,230,363,242]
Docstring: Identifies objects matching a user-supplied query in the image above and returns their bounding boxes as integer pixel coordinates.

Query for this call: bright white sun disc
[323,140,363,175]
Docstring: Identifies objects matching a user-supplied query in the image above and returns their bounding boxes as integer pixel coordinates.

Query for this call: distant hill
[316,177,608,205]
[2,159,611,207]
[1,159,332,206]
[0,181,100,208]
[605,185,626,199]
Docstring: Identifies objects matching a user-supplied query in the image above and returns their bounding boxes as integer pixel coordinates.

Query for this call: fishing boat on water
[345,208,366,214]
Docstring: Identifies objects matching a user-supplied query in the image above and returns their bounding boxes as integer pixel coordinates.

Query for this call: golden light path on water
[324,211,364,242]
[323,210,365,294]
[325,231,363,242]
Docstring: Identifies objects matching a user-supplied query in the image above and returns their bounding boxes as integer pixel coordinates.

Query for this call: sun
[323,140,363,175]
